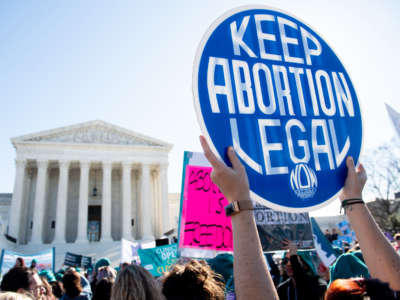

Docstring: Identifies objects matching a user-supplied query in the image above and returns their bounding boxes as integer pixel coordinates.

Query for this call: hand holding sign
[339,156,367,201]
[200,135,250,203]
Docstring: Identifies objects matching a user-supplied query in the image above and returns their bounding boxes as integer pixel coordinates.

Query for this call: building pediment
[11,120,172,149]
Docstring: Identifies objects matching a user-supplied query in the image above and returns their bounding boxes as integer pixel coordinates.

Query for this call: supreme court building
[7,120,173,245]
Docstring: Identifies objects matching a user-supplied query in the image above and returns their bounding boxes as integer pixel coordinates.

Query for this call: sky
[0,0,399,217]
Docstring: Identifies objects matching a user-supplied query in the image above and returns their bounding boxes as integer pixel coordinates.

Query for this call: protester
[277,240,326,300]
[0,292,32,300]
[200,136,279,300]
[329,229,339,243]
[325,278,399,300]
[199,136,400,299]
[324,230,332,243]
[92,278,113,300]
[162,259,225,300]
[14,258,25,268]
[0,267,45,298]
[95,267,116,283]
[110,264,163,300]
[29,260,38,272]
[61,270,90,300]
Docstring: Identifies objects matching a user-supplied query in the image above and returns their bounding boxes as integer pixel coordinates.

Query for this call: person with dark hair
[110,264,163,300]
[29,260,37,272]
[162,259,225,300]
[14,258,25,268]
[277,240,326,300]
[1,267,31,293]
[49,281,64,299]
[0,267,45,299]
[61,270,89,300]
[92,278,113,300]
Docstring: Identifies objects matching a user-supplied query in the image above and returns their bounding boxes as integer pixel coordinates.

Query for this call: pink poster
[179,165,233,252]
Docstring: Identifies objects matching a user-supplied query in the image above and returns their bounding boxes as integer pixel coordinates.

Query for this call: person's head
[29,260,37,269]
[0,292,33,300]
[49,281,64,299]
[280,257,293,278]
[111,264,163,300]
[96,266,117,282]
[62,270,82,298]
[95,258,111,272]
[120,263,129,271]
[325,278,398,300]
[0,267,44,297]
[93,278,114,300]
[162,259,225,300]
[332,228,337,234]
[14,258,25,268]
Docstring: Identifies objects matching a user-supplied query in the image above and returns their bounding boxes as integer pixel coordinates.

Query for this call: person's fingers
[346,156,356,175]
[199,136,225,170]
[227,146,243,171]
[356,163,366,178]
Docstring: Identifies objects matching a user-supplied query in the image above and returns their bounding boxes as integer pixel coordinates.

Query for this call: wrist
[341,198,365,214]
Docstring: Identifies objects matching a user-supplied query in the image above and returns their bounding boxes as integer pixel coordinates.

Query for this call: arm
[200,136,278,300]
[340,156,400,290]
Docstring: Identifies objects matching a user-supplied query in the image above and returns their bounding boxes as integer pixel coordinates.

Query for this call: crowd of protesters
[0,139,399,299]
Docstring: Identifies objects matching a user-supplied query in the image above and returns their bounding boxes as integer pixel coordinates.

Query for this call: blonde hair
[111,265,163,300]
[0,292,33,300]
[162,259,225,300]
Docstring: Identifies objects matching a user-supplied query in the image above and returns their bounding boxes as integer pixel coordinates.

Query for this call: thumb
[346,156,356,176]
[227,146,243,171]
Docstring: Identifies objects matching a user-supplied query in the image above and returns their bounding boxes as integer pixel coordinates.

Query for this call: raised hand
[339,156,367,201]
[199,135,250,203]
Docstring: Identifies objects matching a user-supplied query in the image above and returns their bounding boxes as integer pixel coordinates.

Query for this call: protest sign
[0,248,55,275]
[138,243,178,277]
[193,6,363,212]
[179,165,233,253]
[81,256,93,269]
[310,217,337,267]
[254,203,313,251]
[337,219,356,245]
[64,252,82,267]
[121,238,140,264]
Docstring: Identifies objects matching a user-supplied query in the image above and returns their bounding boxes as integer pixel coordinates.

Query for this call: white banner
[120,239,140,264]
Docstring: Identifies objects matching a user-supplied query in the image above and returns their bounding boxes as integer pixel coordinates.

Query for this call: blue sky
[1,0,399,216]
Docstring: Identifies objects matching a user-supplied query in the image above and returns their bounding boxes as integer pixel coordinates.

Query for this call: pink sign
[179,165,233,251]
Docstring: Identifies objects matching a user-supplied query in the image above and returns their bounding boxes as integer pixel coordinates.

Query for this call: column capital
[102,161,113,169]
[15,159,27,167]
[141,162,151,169]
[79,160,91,169]
[36,159,49,169]
[59,160,71,169]
[159,162,169,170]
[122,161,133,169]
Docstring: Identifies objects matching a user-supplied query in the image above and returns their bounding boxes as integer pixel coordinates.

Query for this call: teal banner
[138,243,178,277]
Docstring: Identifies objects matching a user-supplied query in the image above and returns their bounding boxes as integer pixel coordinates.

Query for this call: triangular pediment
[11,120,172,149]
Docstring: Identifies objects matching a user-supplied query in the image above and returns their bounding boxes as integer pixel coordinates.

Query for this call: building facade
[8,120,173,245]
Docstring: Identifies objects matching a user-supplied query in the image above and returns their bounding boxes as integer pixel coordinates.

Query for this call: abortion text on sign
[179,165,233,251]
[193,6,362,211]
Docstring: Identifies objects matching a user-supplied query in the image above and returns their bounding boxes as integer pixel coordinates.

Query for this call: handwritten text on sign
[179,165,233,251]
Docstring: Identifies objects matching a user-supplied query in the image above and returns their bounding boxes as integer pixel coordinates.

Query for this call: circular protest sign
[193,6,363,212]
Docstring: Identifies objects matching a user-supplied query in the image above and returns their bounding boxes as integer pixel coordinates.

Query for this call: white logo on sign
[290,163,317,199]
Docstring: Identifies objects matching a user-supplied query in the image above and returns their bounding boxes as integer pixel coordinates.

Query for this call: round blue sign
[193,6,363,212]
